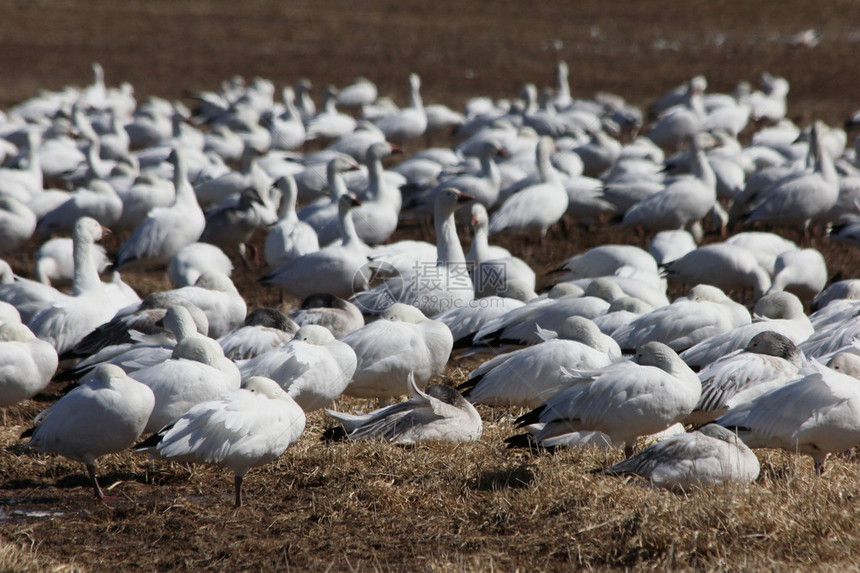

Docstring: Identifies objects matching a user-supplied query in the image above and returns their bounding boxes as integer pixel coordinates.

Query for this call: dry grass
[3,0,860,570]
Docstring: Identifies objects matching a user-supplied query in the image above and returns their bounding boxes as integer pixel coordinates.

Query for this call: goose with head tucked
[135,375,305,508]
[25,364,155,501]
[341,303,453,399]
[686,330,804,425]
[238,324,357,412]
[459,316,618,408]
[717,352,860,474]
[288,292,364,338]
[328,374,481,443]
[133,335,241,434]
[662,243,772,300]
[217,307,298,361]
[516,341,701,457]
[0,322,59,408]
[602,423,760,492]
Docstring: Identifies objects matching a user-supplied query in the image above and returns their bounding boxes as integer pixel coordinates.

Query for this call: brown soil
[3,1,860,571]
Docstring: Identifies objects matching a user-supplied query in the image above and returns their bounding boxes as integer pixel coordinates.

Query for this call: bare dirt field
[3,1,860,571]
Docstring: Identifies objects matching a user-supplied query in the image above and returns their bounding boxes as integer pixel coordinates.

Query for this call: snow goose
[264,175,319,268]
[459,316,617,408]
[200,186,277,261]
[612,285,751,353]
[414,139,506,212]
[516,341,701,456]
[0,197,37,255]
[35,180,123,239]
[767,248,827,301]
[680,291,813,369]
[26,218,121,354]
[0,130,42,200]
[134,335,241,434]
[724,231,798,276]
[25,364,155,500]
[736,121,839,236]
[268,86,306,151]
[436,281,535,349]
[662,243,772,299]
[685,331,803,425]
[305,85,357,142]
[373,73,427,147]
[553,244,659,283]
[350,141,402,245]
[341,303,453,399]
[261,191,369,301]
[165,272,246,338]
[115,147,205,270]
[238,325,357,411]
[466,203,536,296]
[647,76,706,151]
[0,322,58,407]
[621,133,717,237]
[34,236,109,287]
[326,120,387,163]
[296,155,361,246]
[718,352,860,474]
[193,144,271,210]
[218,308,298,361]
[648,229,698,266]
[327,374,481,443]
[167,242,234,288]
[336,77,378,108]
[602,424,760,491]
[351,187,474,316]
[288,292,364,338]
[812,280,860,312]
[591,295,655,337]
[489,136,568,238]
[115,171,176,232]
[473,279,627,347]
[135,375,305,507]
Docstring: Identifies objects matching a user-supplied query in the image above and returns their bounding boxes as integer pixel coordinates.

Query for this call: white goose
[0,322,59,407]
[328,374,481,443]
[767,248,827,300]
[133,335,241,434]
[261,191,369,301]
[373,73,427,147]
[341,303,453,399]
[602,424,760,491]
[25,364,155,500]
[516,341,701,456]
[0,197,36,255]
[351,188,475,317]
[489,136,568,238]
[460,316,617,408]
[662,243,772,299]
[718,353,860,474]
[217,308,298,361]
[115,147,205,270]
[264,175,319,268]
[167,242,234,288]
[686,330,804,425]
[612,284,750,353]
[165,272,247,339]
[297,155,361,247]
[305,85,357,142]
[466,203,537,296]
[238,325,357,412]
[679,291,813,369]
[288,292,365,338]
[350,141,402,245]
[34,236,109,287]
[135,375,305,508]
[35,180,123,240]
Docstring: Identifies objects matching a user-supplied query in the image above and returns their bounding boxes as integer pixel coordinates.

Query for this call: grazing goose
[459,316,617,408]
[718,353,860,474]
[341,303,453,399]
[115,148,205,270]
[662,243,772,299]
[0,322,59,407]
[238,325,357,412]
[552,244,659,283]
[135,376,305,508]
[516,341,701,456]
[167,242,234,288]
[25,364,155,500]
[603,424,760,491]
[767,248,827,300]
[327,374,481,443]
[685,331,804,424]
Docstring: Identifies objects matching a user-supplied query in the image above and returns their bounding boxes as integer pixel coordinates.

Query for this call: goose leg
[235,474,244,507]
[86,463,112,501]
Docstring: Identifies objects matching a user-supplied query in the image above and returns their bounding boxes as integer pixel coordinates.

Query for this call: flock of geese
[3,62,860,506]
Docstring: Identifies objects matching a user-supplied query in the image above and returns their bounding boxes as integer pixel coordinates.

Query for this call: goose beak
[390,145,404,155]
[456,192,475,204]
